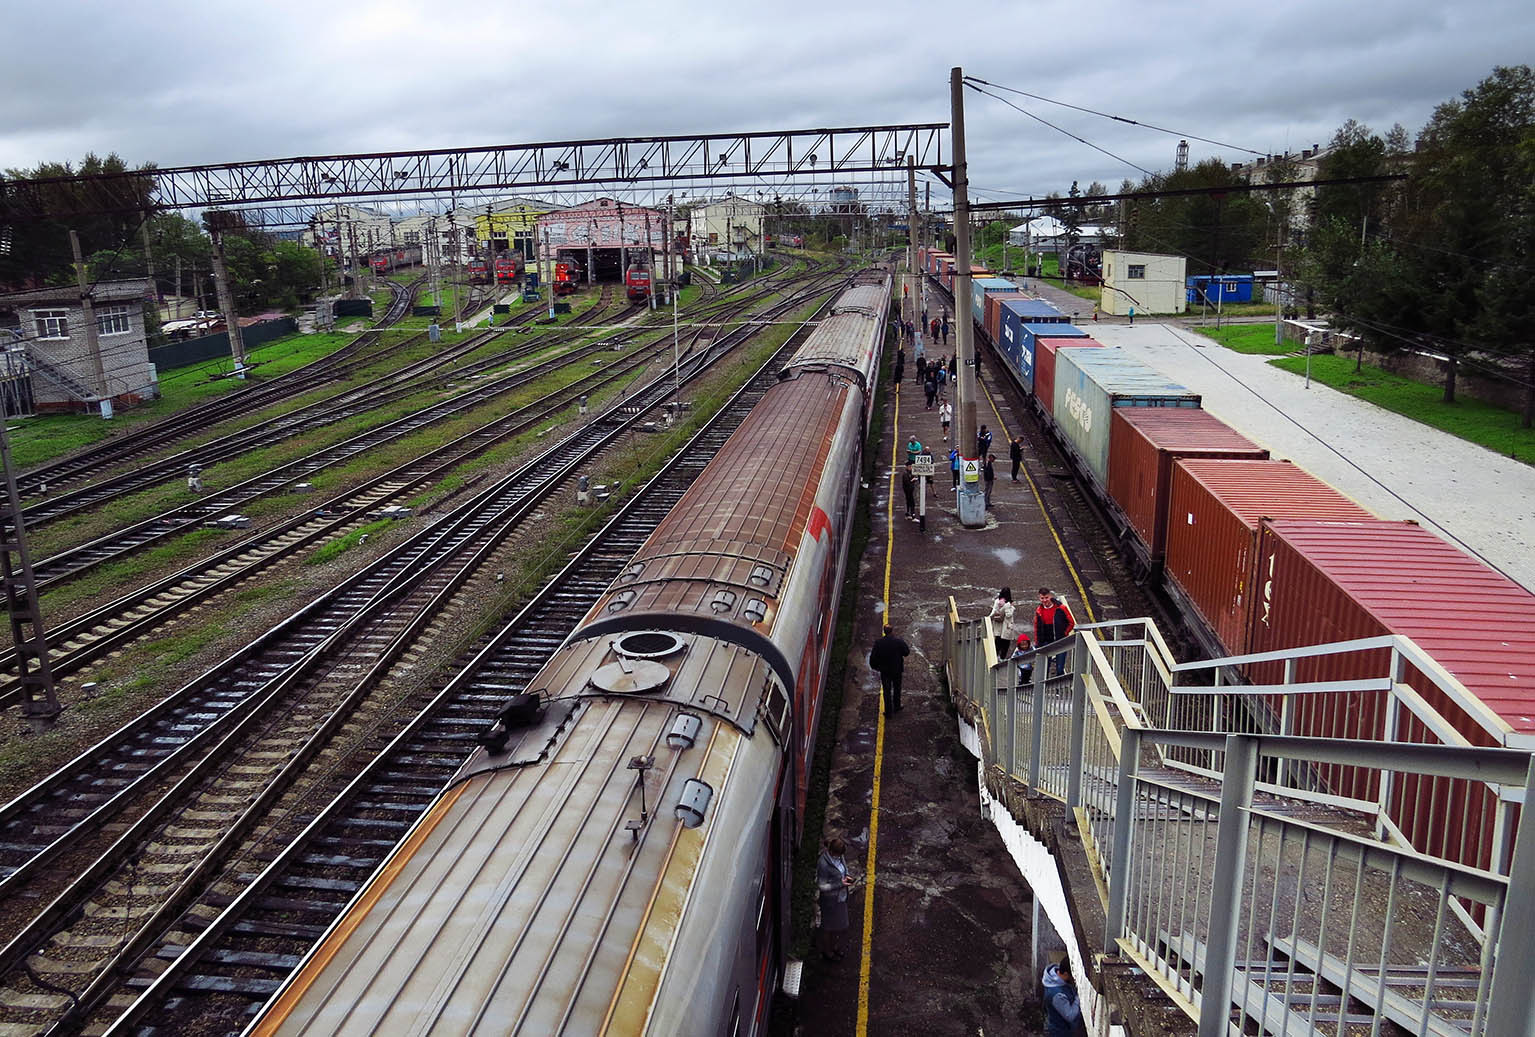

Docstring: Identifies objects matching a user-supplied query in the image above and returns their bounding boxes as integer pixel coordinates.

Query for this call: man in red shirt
[1034,588,1076,678]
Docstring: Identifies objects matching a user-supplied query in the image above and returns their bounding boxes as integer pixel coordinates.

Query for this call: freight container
[1246,518,1535,872]
[1106,409,1269,564]
[1163,459,1372,657]
[1051,347,1200,485]
[1032,334,1103,415]
[1002,299,1067,324]
[998,322,1089,394]
[928,252,952,277]
[983,291,1028,347]
[972,277,1018,332]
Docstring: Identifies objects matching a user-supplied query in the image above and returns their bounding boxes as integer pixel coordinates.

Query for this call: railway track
[96,279,847,1037]
[17,278,422,500]
[0,294,732,704]
[0,273,851,1035]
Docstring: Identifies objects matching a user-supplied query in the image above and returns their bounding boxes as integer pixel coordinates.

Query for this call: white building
[687,195,767,261]
[302,204,394,258]
[0,279,158,411]
[1008,217,1115,251]
[1099,250,1187,316]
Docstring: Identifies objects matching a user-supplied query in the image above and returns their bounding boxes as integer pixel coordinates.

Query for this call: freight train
[919,246,1535,878]
[552,259,582,296]
[367,246,423,275]
[625,263,651,301]
[247,275,892,1037]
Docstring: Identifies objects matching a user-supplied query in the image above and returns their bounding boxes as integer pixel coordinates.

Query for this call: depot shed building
[0,279,157,413]
[1099,250,1187,316]
[537,199,670,284]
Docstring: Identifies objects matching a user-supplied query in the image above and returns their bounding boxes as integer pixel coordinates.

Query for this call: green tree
[0,153,158,290]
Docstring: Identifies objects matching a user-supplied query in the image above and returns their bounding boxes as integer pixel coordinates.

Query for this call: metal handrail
[945,599,1535,1037]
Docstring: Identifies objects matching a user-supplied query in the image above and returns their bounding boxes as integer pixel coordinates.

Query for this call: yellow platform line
[855,382,899,1035]
[981,383,1097,623]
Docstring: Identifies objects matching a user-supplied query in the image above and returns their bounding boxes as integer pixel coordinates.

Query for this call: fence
[945,602,1535,1036]
[149,317,298,372]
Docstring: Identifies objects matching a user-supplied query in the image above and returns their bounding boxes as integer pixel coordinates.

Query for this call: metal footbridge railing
[943,603,1535,1037]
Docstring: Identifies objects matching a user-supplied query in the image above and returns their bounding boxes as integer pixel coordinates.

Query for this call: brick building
[0,278,158,412]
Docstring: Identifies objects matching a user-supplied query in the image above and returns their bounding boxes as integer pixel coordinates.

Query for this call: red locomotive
[466,259,491,285]
[493,254,520,283]
[624,264,651,302]
[552,260,582,296]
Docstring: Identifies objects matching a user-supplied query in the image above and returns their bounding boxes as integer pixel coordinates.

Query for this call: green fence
[149,317,298,372]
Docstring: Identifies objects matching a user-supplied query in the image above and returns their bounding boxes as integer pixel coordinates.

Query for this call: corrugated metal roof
[1268,519,1535,733]
[1059,345,1199,398]
[1116,408,1266,453]
[1003,299,1063,319]
[1177,459,1372,529]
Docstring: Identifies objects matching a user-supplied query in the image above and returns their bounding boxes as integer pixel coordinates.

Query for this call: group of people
[988,586,1076,678]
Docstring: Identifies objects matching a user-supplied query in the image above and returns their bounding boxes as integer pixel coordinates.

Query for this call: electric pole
[952,66,985,528]
[0,416,60,729]
[69,230,111,417]
[206,220,248,378]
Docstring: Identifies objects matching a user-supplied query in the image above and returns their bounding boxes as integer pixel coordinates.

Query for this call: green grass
[1186,300,1277,318]
[1199,323,1295,356]
[1269,354,1535,464]
[307,519,395,565]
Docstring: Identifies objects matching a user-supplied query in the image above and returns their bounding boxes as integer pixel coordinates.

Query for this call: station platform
[791,287,1127,1035]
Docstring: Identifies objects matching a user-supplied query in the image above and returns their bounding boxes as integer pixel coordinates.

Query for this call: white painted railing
[945,601,1535,1037]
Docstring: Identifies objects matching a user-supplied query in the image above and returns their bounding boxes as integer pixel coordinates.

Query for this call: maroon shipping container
[1163,460,1373,656]
[1032,336,1104,416]
[1247,518,1535,871]
[983,291,1028,346]
[1106,410,1269,563]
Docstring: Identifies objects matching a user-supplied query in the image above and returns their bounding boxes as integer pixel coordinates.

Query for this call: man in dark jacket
[976,424,993,460]
[1009,436,1024,481]
[1042,959,1081,1036]
[868,624,910,714]
[1035,588,1076,677]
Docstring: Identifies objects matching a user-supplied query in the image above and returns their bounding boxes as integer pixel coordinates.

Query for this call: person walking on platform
[1010,436,1024,481]
[949,447,961,489]
[983,454,996,508]
[941,315,950,344]
[869,623,910,714]
[930,316,940,341]
[906,435,924,466]
[901,463,917,519]
[1042,958,1082,1036]
[915,353,927,385]
[924,375,937,410]
[976,424,993,460]
[1035,588,1077,678]
[989,588,1016,660]
[816,837,855,961]
[893,346,905,387]
[940,400,953,441]
[949,353,958,379]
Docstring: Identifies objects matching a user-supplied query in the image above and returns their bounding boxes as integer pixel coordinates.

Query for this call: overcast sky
[4,0,1531,210]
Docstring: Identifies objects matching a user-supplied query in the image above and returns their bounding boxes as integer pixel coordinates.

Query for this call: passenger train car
[249,276,892,1036]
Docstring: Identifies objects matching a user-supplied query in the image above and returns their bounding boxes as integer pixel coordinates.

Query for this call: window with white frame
[33,309,69,339]
[97,303,133,335]
[1128,264,1147,279]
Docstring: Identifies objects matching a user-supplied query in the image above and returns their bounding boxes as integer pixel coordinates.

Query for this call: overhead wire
[963,76,1268,157]
[963,82,1156,178]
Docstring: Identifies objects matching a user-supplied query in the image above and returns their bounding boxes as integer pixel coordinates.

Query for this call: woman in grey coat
[816,836,854,961]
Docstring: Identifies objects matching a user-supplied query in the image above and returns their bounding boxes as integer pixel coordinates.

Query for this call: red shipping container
[1164,460,1372,656]
[983,291,1028,346]
[1247,518,1535,870]
[1033,336,1104,417]
[1106,410,1269,563]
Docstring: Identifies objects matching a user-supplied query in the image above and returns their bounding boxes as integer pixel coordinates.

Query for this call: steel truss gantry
[2,125,947,224]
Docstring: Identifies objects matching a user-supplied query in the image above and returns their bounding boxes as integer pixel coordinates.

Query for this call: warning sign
[962,458,981,484]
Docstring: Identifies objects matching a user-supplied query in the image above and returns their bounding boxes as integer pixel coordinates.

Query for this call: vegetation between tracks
[1269,353,1535,464]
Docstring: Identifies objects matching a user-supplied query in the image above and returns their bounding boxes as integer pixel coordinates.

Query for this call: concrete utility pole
[206,223,248,378]
[906,155,919,326]
[951,66,984,527]
[348,222,360,300]
[141,218,158,308]
[69,230,111,417]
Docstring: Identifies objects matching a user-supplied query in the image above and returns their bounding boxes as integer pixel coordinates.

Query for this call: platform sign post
[913,453,934,531]
[958,456,985,526]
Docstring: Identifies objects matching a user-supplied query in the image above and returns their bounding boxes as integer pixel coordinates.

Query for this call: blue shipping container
[1186,274,1254,304]
[1003,299,1067,324]
[996,314,1088,393]
[1052,347,1200,485]
[971,277,1019,325]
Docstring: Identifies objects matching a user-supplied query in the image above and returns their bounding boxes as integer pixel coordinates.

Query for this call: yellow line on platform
[981,383,1096,623]
[856,382,898,1036]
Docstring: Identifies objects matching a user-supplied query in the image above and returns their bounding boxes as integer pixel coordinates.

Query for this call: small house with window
[0,279,157,412]
[1099,250,1187,316]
